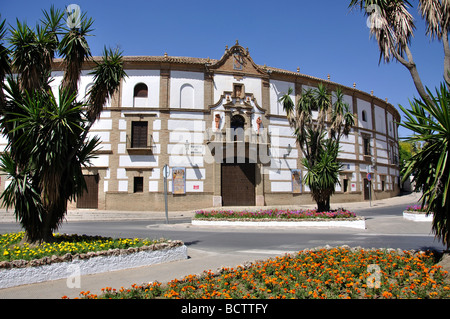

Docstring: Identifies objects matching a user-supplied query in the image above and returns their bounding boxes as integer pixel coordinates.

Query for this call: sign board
[291,169,302,193]
[172,167,186,194]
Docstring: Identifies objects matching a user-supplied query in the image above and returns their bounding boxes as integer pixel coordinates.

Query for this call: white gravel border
[192,218,366,229]
[0,245,188,289]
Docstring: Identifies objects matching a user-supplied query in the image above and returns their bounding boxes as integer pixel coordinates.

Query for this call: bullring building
[1,42,401,211]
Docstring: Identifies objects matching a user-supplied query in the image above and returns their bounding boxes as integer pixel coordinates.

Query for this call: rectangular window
[134,176,143,193]
[131,121,148,148]
[363,137,371,156]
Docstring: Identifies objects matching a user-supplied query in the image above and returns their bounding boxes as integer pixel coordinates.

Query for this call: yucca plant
[0,86,99,242]
[399,83,450,250]
[280,84,354,212]
[0,7,126,243]
[303,137,343,212]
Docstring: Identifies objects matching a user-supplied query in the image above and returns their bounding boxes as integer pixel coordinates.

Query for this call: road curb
[0,245,188,289]
[191,218,366,229]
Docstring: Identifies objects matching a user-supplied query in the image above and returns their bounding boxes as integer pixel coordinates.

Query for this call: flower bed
[194,208,357,220]
[77,246,450,299]
[0,232,187,289]
[192,209,365,229]
[0,232,167,263]
[405,205,428,213]
[403,205,433,222]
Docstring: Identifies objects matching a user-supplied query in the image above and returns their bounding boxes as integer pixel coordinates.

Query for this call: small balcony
[126,133,154,155]
[205,128,270,145]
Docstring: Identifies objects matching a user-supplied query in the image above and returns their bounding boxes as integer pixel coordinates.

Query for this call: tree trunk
[316,196,331,213]
[402,46,431,103]
[391,45,431,104]
[28,211,55,244]
[443,29,450,87]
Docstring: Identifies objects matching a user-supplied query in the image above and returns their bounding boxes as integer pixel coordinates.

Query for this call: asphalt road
[0,203,444,253]
[0,199,447,300]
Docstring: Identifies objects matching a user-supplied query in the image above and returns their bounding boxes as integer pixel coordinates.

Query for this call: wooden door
[221,162,255,206]
[77,175,99,209]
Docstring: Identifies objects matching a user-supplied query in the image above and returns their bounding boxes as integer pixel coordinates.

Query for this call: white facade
[0,43,401,211]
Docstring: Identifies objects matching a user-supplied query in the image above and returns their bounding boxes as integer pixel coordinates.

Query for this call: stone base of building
[68,189,400,211]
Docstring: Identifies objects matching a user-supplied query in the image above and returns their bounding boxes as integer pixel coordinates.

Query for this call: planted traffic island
[0,232,187,289]
[192,208,366,229]
[403,205,433,222]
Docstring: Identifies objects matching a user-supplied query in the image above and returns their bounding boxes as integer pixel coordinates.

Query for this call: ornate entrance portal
[221,160,255,206]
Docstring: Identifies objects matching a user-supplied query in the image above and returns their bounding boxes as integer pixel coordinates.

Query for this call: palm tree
[349,0,450,102]
[0,84,99,242]
[59,10,93,95]
[303,138,342,212]
[399,83,450,250]
[0,16,10,113]
[86,47,127,122]
[280,84,354,212]
[0,7,126,243]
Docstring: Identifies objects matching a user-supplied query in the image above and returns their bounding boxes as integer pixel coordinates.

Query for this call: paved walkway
[0,192,429,299]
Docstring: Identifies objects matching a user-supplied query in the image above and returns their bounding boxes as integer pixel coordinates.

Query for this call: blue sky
[1,0,445,138]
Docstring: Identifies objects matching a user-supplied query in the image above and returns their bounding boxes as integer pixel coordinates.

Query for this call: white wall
[213,74,262,105]
[122,70,160,107]
[357,99,372,129]
[374,105,386,134]
[170,71,204,109]
[269,79,294,116]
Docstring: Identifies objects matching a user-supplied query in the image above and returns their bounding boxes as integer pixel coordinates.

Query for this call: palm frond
[399,81,450,249]
[86,47,126,121]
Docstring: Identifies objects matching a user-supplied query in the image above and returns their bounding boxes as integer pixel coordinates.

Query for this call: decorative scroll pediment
[207,41,268,78]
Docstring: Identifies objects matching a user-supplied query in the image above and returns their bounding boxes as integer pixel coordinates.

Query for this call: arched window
[231,114,245,130]
[231,114,245,141]
[134,83,148,98]
[180,84,194,108]
[133,83,148,107]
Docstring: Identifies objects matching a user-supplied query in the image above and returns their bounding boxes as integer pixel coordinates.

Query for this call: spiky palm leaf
[87,47,126,121]
[0,16,11,111]
[330,87,355,140]
[349,0,450,100]
[399,82,450,249]
[59,11,93,94]
[1,85,99,242]
[0,6,126,243]
[280,83,353,211]
[303,138,342,212]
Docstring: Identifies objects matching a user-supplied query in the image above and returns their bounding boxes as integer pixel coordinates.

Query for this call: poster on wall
[292,169,302,193]
[172,167,186,194]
